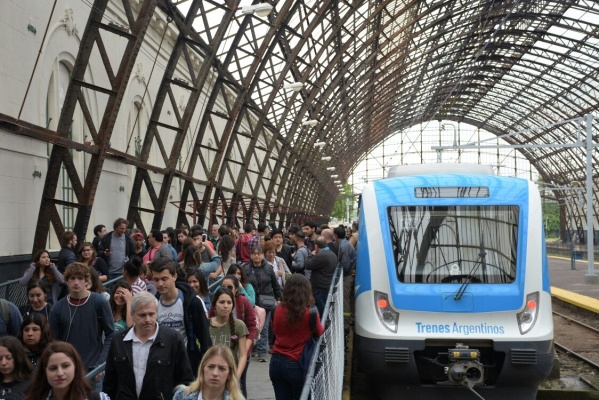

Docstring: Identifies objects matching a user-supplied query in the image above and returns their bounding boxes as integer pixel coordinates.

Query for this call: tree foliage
[331,184,357,222]
[542,200,560,237]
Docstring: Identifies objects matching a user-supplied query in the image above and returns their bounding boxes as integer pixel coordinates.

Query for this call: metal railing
[0,278,29,308]
[300,265,344,400]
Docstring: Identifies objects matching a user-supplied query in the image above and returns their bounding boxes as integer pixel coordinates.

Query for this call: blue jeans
[240,357,249,397]
[313,290,327,318]
[256,309,272,357]
[269,353,304,400]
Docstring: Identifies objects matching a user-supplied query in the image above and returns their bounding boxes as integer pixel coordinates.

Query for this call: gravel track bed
[541,300,599,390]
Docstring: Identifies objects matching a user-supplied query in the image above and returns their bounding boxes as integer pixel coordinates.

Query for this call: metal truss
[14,0,599,245]
[31,0,157,249]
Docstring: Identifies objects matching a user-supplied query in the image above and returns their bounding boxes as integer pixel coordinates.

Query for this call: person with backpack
[150,258,212,375]
[242,246,281,363]
[0,299,22,337]
[236,223,256,264]
[269,274,324,400]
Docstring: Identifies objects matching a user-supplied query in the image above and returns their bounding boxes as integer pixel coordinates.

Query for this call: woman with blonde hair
[173,344,245,400]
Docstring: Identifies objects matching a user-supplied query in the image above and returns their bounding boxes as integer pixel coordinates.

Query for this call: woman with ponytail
[208,288,249,378]
[122,256,147,295]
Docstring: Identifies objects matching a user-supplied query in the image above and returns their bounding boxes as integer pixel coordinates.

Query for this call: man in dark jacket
[242,246,282,362]
[150,258,211,375]
[103,291,193,399]
[304,236,338,317]
[56,231,78,273]
[98,218,136,280]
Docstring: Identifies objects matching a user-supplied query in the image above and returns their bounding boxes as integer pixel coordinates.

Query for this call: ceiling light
[314,141,326,148]
[334,180,341,183]
[240,3,273,17]
[302,119,318,127]
[283,82,303,91]
[321,156,331,161]
[331,174,338,178]
[326,167,335,171]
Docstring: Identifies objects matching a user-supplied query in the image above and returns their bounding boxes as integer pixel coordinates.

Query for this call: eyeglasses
[82,248,92,252]
[223,285,234,290]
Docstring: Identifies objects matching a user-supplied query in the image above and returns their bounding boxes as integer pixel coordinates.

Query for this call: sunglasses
[223,285,235,290]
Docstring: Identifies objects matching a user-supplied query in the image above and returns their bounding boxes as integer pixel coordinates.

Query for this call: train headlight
[516,292,539,335]
[374,291,399,333]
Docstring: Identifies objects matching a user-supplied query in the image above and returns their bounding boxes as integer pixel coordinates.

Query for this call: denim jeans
[240,357,250,397]
[256,309,272,357]
[269,353,304,400]
[313,290,327,318]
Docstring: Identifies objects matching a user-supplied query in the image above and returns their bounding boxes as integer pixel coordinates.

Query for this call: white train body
[354,165,554,399]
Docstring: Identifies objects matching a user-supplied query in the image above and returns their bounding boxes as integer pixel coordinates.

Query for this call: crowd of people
[0,218,359,400]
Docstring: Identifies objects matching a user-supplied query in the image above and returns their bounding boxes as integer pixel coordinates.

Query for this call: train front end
[354,172,554,399]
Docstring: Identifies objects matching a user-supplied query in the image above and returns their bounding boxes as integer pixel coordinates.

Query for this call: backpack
[299,305,319,376]
[0,299,10,326]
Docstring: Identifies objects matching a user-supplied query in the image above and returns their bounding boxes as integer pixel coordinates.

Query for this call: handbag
[259,294,276,310]
[254,305,266,339]
[299,305,318,376]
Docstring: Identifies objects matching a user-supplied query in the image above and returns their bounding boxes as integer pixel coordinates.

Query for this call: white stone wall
[0,0,243,255]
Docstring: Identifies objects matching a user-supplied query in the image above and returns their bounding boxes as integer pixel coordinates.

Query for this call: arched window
[46,61,88,233]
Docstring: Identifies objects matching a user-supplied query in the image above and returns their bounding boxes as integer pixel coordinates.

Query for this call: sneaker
[251,352,258,358]
[258,356,268,362]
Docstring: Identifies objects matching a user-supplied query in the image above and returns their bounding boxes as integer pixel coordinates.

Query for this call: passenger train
[354,164,554,400]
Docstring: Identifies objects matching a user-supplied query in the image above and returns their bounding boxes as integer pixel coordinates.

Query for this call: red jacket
[272,305,324,361]
[236,233,254,264]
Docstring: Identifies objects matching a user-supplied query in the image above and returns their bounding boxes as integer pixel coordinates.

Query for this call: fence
[300,265,344,400]
[0,278,28,308]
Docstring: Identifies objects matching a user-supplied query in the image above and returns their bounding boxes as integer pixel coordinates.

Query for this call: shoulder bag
[299,305,319,377]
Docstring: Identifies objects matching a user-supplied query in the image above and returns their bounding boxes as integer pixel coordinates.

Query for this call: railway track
[553,310,599,373]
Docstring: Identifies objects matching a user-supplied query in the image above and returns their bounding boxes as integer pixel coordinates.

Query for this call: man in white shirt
[103,291,193,399]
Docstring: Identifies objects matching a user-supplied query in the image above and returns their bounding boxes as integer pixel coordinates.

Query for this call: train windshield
[388,205,518,283]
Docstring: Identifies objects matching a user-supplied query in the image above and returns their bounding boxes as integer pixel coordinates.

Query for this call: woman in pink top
[269,274,324,399]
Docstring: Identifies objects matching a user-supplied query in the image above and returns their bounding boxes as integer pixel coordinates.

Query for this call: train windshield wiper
[454,249,486,301]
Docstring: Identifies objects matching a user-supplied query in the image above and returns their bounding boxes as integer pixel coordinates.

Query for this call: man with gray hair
[103,291,193,399]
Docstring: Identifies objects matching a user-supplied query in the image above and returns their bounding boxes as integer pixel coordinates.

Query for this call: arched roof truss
[13,0,598,248]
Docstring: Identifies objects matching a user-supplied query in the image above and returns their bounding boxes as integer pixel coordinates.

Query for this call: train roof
[387,163,494,177]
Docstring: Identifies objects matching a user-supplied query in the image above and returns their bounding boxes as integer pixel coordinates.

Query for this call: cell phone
[202,233,207,242]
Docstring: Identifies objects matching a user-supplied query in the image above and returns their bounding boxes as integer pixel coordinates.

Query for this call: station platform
[548,255,599,313]
[246,356,275,400]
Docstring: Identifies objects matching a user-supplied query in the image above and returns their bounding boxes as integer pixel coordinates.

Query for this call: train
[354,164,555,400]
